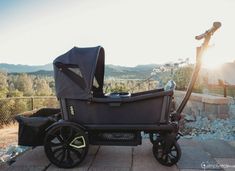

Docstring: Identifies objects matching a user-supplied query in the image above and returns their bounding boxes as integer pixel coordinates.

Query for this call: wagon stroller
[16,22,221,168]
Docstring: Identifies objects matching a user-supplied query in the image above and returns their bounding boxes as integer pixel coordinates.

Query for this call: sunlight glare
[202,49,223,69]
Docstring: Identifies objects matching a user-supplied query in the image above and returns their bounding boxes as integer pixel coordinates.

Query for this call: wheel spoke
[70,148,82,159]
[158,153,162,159]
[55,151,63,159]
[55,134,64,143]
[67,128,74,142]
[52,147,64,155]
[167,155,172,164]
[169,153,177,160]
[157,149,163,158]
[50,142,63,147]
[60,127,67,140]
[169,152,177,158]
[163,154,168,162]
[66,149,74,164]
[59,148,66,163]
[168,154,176,164]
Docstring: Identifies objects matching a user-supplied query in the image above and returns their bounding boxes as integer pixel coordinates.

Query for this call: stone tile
[6,139,234,171]
[5,166,45,171]
[215,158,235,171]
[200,140,235,158]
[178,146,220,170]
[11,146,50,167]
[47,145,99,171]
[90,146,132,169]
[47,166,87,171]
[228,141,235,148]
[132,140,179,171]
[178,138,201,147]
[202,96,232,105]
[180,169,221,171]
[89,166,130,171]
[0,164,10,171]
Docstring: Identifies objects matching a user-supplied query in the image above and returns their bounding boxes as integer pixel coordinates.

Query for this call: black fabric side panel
[31,108,61,117]
[92,47,104,94]
[92,89,173,103]
[54,62,86,90]
[16,116,54,146]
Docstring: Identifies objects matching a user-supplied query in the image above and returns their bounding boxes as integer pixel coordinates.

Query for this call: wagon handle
[176,22,222,115]
[195,22,221,40]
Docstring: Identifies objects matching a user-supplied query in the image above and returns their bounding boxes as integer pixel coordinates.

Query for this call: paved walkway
[1,139,235,171]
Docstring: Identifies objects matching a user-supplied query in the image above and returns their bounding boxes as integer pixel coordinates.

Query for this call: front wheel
[44,124,89,168]
[152,139,181,166]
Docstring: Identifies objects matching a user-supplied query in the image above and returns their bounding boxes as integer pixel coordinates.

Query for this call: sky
[0,0,235,67]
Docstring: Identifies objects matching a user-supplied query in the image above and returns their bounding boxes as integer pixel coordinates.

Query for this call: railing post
[223,85,227,97]
[31,97,34,110]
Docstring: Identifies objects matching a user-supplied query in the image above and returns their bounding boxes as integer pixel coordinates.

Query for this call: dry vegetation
[0,123,18,148]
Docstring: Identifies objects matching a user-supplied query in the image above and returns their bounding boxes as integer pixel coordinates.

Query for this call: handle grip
[195,22,221,40]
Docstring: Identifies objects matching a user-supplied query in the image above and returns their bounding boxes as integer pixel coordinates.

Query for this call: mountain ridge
[1,62,235,84]
[0,63,159,73]
[1,63,158,79]
[0,63,52,73]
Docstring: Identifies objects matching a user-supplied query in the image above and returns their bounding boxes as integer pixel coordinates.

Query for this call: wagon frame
[16,22,221,168]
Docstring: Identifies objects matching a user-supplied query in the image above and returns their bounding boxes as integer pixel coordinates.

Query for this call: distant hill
[10,70,54,77]
[2,62,235,83]
[0,63,52,73]
[1,63,158,79]
[105,64,158,79]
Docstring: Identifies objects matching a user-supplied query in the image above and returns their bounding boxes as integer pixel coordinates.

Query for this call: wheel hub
[69,136,86,149]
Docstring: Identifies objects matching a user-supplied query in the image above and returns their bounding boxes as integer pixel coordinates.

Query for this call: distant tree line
[104,64,206,93]
[0,71,57,126]
[0,64,209,126]
[0,71,54,98]
[0,64,208,99]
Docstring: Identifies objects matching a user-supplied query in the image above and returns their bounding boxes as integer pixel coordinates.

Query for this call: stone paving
[1,139,235,171]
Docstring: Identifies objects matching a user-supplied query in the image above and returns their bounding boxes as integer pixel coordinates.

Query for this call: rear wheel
[152,138,181,166]
[44,124,89,168]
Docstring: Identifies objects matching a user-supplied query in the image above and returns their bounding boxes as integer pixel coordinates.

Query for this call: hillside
[0,63,52,73]
[1,62,235,83]
[1,63,157,79]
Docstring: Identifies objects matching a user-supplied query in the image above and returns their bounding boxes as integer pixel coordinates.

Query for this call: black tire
[152,139,181,166]
[44,124,89,168]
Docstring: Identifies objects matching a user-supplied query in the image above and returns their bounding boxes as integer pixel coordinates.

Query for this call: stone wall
[174,91,234,119]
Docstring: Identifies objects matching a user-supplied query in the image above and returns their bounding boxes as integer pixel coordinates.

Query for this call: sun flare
[202,50,223,69]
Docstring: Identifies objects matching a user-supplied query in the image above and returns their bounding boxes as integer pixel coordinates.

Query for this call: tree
[7,89,23,97]
[34,78,52,96]
[49,80,55,94]
[173,65,193,90]
[14,74,34,96]
[0,71,8,98]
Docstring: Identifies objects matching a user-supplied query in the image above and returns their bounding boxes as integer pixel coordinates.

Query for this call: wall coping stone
[175,91,234,105]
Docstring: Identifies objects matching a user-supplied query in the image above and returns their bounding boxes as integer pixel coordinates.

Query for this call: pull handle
[195,22,221,40]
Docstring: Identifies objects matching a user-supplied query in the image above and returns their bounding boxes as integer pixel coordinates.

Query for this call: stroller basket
[15,108,61,146]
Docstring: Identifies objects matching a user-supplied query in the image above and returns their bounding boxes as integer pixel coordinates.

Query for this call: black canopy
[53,46,105,99]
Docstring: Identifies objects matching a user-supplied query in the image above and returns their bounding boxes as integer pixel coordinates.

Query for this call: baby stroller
[16,22,221,168]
